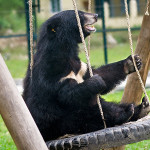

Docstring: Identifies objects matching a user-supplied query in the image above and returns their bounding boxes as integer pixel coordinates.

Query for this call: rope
[145,0,150,16]
[87,0,92,56]
[124,0,149,101]
[72,0,106,128]
[88,0,92,13]
[28,0,34,78]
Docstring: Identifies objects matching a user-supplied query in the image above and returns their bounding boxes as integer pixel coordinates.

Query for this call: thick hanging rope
[87,0,92,56]
[145,0,150,16]
[88,0,92,15]
[124,0,149,101]
[28,0,34,78]
[72,0,106,128]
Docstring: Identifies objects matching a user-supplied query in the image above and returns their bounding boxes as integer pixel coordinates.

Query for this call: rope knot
[145,0,150,16]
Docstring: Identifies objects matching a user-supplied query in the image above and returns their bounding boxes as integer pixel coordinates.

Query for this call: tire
[47,115,150,150]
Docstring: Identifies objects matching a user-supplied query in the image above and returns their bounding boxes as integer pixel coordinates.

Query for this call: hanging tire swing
[47,116,150,150]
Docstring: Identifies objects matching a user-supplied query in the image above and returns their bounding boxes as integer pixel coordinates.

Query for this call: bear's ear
[47,18,61,35]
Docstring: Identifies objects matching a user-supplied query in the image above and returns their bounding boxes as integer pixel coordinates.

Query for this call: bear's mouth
[84,24,96,32]
[83,13,98,33]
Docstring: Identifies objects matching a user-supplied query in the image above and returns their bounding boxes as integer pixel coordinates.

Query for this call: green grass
[79,42,134,66]
[126,140,150,150]
[1,46,28,78]
[5,59,28,78]
[103,90,150,103]
[0,117,17,150]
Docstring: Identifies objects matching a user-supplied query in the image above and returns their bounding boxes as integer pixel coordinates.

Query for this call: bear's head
[40,10,98,45]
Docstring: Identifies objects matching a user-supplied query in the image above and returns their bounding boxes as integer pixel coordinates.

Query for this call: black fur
[23,10,147,141]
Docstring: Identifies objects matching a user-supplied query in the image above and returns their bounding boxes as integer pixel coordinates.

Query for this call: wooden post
[122,8,150,104]
[105,6,150,150]
[0,54,48,150]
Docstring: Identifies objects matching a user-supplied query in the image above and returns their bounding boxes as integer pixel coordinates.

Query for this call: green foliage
[0,19,10,30]
[0,0,24,11]
[0,0,25,34]
[0,12,26,34]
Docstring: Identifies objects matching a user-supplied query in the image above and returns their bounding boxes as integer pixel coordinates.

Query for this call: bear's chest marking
[60,62,87,83]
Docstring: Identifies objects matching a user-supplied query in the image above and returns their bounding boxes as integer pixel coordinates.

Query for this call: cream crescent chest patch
[60,62,87,83]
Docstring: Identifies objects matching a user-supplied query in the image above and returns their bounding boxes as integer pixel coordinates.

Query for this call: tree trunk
[106,6,150,150]
[0,54,48,150]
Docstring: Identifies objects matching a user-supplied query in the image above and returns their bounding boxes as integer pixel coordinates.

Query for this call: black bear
[23,10,150,141]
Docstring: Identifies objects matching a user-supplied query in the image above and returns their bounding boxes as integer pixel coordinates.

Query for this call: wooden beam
[105,6,150,150]
[122,8,150,104]
[0,54,48,150]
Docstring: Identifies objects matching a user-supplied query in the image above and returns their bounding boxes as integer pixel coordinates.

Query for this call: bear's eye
[51,28,56,32]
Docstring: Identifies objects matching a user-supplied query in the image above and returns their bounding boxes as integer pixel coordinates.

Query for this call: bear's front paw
[139,96,150,118]
[124,55,142,74]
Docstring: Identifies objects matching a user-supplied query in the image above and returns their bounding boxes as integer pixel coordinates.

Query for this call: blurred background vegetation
[0,0,25,34]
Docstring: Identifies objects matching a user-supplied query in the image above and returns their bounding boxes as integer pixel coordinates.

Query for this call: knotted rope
[88,0,92,56]
[124,0,149,101]
[72,0,106,128]
[28,0,34,78]
[145,0,150,16]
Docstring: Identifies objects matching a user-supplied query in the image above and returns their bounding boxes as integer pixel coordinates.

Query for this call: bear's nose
[94,14,98,20]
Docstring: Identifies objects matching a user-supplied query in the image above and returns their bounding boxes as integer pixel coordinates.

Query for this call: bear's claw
[124,55,142,74]
[139,96,150,118]
[142,96,149,108]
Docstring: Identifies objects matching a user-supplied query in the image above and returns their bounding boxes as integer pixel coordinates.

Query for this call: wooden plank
[0,54,48,150]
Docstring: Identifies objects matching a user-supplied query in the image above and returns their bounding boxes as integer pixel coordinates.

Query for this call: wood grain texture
[122,7,150,104]
[0,54,48,150]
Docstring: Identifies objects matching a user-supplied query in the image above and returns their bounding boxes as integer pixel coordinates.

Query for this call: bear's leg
[100,98,135,127]
[60,99,135,136]
[59,98,150,137]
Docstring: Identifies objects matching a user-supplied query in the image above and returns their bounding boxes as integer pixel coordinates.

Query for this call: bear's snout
[83,13,98,33]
